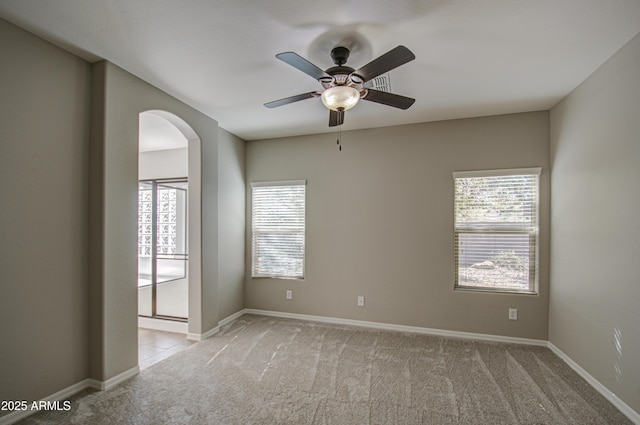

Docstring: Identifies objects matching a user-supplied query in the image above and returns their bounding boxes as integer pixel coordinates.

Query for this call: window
[137,179,188,286]
[251,180,306,279]
[453,168,540,293]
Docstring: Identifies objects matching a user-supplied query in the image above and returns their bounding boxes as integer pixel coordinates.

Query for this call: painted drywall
[549,32,640,415]
[0,17,90,413]
[218,128,246,319]
[246,111,550,340]
[90,61,220,380]
[139,147,188,180]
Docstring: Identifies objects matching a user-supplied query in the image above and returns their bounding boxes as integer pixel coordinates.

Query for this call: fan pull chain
[336,125,342,151]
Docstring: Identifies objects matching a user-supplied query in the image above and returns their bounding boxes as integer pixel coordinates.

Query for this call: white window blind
[453,168,540,293]
[251,181,306,279]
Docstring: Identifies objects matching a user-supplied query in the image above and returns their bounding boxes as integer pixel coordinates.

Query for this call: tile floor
[138,327,195,370]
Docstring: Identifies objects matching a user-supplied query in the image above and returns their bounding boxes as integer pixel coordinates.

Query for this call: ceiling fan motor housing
[330,46,350,65]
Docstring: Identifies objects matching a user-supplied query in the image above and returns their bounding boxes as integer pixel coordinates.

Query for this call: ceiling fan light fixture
[321,86,360,111]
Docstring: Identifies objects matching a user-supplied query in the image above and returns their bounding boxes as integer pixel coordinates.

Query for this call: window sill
[251,276,305,281]
[454,286,537,295]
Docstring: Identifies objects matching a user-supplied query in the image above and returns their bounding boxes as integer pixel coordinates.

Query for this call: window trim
[251,180,306,280]
[453,167,541,295]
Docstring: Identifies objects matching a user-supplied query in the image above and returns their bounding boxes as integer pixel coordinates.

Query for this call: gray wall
[246,111,550,340]
[90,61,222,380]
[549,32,640,414]
[0,18,246,412]
[0,17,91,412]
[218,128,246,319]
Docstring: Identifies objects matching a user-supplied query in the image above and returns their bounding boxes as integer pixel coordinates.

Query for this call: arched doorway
[137,110,202,336]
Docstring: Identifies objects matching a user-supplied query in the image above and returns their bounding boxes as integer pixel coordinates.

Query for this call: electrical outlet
[357,296,365,307]
[286,290,292,300]
[508,308,518,320]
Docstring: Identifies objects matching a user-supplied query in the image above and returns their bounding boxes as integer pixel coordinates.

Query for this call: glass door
[138,179,188,321]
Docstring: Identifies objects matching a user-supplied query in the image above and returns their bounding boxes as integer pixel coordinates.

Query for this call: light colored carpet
[18,314,631,424]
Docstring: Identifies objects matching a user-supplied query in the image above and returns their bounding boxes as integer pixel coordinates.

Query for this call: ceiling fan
[264,45,416,127]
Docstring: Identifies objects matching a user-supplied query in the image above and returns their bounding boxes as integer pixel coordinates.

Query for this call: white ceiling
[1,0,640,142]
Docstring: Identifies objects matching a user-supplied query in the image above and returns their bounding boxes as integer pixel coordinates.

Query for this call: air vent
[364,73,391,93]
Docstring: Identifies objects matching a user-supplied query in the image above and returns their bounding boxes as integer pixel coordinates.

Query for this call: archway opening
[137,110,202,341]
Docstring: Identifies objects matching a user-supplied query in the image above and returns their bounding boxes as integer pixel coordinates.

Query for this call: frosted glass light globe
[321,86,360,111]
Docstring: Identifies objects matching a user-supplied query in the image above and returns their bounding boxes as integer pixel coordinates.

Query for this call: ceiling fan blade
[352,46,415,83]
[276,52,332,81]
[264,92,318,108]
[362,89,415,110]
[329,109,345,127]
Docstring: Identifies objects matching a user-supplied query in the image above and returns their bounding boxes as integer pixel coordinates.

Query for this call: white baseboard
[88,366,140,391]
[547,342,640,424]
[0,366,141,425]
[244,309,548,346]
[186,309,246,341]
[219,309,246,328]
[138,317,188,334]
[0,379,92,425]
[187,326,218,341]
